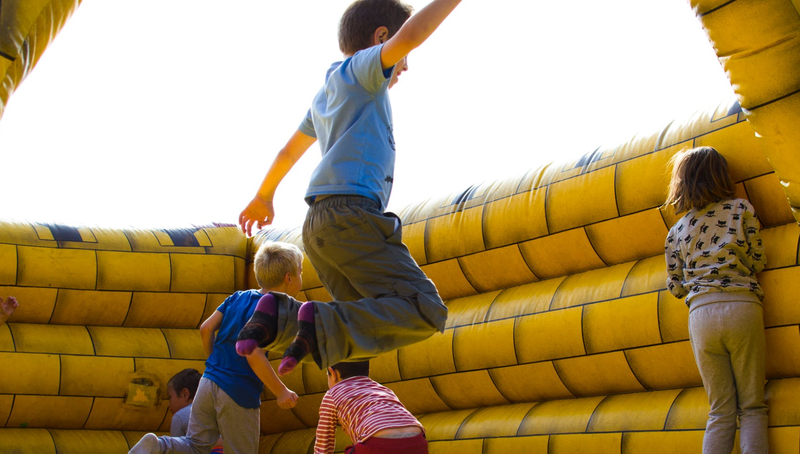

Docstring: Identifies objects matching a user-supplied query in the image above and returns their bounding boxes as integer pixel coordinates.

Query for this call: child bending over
[316,361,426,454]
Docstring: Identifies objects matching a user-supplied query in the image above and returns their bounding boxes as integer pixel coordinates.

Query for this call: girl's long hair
[665,146,735,213]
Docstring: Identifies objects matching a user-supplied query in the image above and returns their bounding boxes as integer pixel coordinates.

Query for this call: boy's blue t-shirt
[203,289,264,409]
[299,44,396,211]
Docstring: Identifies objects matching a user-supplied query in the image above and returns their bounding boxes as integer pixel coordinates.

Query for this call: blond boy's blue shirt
[203,290,263,408]
[299,44,396,211]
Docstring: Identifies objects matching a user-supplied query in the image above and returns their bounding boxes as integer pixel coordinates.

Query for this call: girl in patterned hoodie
[664,146,768,454]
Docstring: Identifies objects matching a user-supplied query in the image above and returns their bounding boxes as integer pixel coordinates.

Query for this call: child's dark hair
[665,146,735,213]
[339,0,413,55]
[330,360,370,379]
[167,368,202,399]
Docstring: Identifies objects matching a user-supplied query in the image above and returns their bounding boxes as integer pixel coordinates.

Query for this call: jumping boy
[129,242,302,454]
[315,361,427,453]
[237,0,462,375]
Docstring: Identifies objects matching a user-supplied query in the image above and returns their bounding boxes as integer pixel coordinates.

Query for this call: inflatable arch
[2,0,800,453]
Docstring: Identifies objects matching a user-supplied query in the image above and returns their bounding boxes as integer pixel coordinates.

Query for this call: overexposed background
[0,0,735,229]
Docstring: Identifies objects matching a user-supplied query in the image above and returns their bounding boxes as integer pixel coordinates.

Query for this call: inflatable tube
[691,0,800,221]
[0,0,81,120]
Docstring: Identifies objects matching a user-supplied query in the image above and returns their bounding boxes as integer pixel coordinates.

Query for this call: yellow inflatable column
[691,0,800,222]
[0,0,81,119]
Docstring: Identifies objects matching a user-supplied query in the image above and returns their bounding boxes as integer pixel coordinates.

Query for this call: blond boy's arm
[199,311,224,357]
[380,0,462,69]
[246,348,298,409]
[239,130,317,236]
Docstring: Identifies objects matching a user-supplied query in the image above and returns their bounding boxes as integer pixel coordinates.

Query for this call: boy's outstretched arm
[380,0,462,69]
[239,130,317,236]
[246,349,299,409]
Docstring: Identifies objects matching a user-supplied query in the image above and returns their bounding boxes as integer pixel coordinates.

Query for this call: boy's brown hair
[665,146,736,213]
[330,360,370,379]
[253,241,303,289]
[167,368,202,399]
[339,0,413,55]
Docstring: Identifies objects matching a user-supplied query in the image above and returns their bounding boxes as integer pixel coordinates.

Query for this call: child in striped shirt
[315,361,426,454]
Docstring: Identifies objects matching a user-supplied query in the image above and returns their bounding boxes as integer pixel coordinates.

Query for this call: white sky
[0,0,735,230]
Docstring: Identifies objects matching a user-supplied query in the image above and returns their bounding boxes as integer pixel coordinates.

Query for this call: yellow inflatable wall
[2,0,800,453]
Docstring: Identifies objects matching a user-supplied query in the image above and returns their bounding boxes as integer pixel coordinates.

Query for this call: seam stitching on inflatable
[80,397,95,428]
[543,184,552,235]
[452,407,480,440]
[795,232,800,267]
[584,394,608,432]
[662,388,688,431]
[486,367,512,404]
[622,349,648,391]
[583,226,609,268]
[515,403,539,437]
[427,377,454,412]
[656,292,666,344]
[579,306,589,358]
[45,289,58,324]
[120,292,134,327]
[160,328,172,359]
[454,256,478,296]
[2,395,12,427]
[745,87,800,111]
[698,0,738,17]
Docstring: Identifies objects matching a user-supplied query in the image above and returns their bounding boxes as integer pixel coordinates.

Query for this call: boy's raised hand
[380,0,462,70]
[239,196,275,237]
[241,130,317,237]
[277,388,299,409]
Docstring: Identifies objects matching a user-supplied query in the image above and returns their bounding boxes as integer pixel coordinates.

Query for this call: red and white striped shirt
[314,376,423,454]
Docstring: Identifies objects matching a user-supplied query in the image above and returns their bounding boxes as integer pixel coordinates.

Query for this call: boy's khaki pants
[159,378,259,454]
[268,195,448,368]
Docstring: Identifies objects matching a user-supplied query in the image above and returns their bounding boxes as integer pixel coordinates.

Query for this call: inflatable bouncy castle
[2,0,800,453]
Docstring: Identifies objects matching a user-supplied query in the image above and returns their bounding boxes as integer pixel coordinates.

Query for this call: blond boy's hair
[254,242,303,289]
